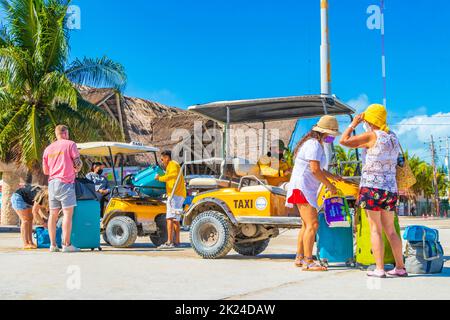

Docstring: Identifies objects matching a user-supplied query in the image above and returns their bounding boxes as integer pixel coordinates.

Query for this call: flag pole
[381,0,387,107]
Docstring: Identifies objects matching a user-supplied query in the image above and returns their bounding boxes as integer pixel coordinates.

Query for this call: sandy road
[0,217,449,300]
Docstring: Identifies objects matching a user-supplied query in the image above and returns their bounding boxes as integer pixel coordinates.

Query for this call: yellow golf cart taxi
[77,142,168,248]
[182,95,360,259]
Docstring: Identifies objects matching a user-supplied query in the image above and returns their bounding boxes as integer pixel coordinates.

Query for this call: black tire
[102,232,111,245]
[150,214,168,247]
[105,216,138,248]
[190,210,235,259]
[233,239,270,256]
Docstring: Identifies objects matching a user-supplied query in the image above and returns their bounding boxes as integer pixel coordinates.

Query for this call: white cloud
[345,94,447,163]
[346,94,370,113]
[393,112,450,161]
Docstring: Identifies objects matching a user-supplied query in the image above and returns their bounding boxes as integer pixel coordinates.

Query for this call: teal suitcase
[71,199,101,251]
[316,212,354,267]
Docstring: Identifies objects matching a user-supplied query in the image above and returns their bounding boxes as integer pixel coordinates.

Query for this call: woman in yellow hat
[286,115,342,271]
[340,104,407,278]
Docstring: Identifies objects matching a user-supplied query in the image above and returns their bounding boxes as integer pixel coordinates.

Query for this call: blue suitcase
[71,199,101,251]
[316,212,354,267]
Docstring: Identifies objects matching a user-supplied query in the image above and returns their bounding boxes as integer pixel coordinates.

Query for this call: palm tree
[0,0,127,224]
[333,145,358,176]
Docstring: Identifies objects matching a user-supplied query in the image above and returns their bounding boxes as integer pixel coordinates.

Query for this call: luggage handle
[421,229,441,261]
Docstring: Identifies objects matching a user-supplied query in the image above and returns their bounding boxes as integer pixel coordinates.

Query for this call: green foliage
[0,0,127,170]
[402,153,447,198]
[333,145,358,177]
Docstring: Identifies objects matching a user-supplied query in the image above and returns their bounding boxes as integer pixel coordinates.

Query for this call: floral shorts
[358,187,398,212]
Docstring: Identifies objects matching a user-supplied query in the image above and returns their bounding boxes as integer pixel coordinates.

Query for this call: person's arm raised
[340,114,376,149]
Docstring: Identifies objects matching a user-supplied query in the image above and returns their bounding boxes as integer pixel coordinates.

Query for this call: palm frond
[0,23,12,48]
[38,0,69,73]
[2,0,42,53]
[39,71,77,109]
[20,104,46,166]
[65,56,127,91]
[0,46,31,89]
[0,104,28,161]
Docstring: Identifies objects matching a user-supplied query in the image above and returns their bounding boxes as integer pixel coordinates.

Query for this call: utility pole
[320,0,331,96]
[446,137,450,200]
[430,135,441,217]
[439,136,450,200]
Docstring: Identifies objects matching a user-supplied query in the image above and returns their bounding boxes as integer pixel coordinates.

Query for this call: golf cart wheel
[150,214,168,247]
[190,210,235,259]
[105,216,138,248]
[233,239,270,256]
[102,232,111,246]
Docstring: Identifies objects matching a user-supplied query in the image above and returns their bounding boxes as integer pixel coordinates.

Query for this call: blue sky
[2,1,450,160]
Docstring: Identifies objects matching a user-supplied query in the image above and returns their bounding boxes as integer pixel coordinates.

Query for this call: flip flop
[302,261,328,271]
[294,255,305,267]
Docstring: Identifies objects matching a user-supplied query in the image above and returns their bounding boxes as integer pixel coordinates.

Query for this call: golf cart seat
[189,177,218,188]
[240,185,287,197]
[232,157,260,177]
[189,177,239,189]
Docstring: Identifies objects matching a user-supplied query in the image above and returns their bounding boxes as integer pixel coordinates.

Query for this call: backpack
[75,178,97,200]
[34,227,62,248]
[403,225,444,274]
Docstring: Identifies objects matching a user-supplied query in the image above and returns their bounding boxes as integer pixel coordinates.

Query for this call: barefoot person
[11,185,49,249]
[286,115,341,271]
[43,125,83,253]
[155,150,186,249]
[340,104,407,278]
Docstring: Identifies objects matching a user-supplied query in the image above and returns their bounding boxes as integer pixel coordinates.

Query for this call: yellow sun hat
[363,104,389,132]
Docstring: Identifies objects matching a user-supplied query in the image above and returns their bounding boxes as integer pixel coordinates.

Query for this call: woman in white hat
[286,115,342,271]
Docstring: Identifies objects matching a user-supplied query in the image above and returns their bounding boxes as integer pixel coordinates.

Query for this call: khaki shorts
[49,179,77,210]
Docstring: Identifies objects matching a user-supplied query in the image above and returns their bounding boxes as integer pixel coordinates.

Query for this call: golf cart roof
[77,142,159,157]
[188,95,355,124]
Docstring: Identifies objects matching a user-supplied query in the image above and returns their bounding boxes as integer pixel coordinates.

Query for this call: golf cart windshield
[77,142,160,186]
[188,95,355,124]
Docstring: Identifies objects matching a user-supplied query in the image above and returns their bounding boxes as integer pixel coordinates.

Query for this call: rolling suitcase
[71,199,101,251]
[355,208,401,268]
[316,212,354,267]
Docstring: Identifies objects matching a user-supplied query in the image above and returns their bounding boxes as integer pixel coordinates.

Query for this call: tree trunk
[1,171,20,225]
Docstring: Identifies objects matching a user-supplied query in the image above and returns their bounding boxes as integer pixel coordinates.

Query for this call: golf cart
[181,95,360,259]
[77,142,169,248]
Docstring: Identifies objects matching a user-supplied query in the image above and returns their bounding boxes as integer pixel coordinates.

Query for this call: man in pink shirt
[43,125,83,253]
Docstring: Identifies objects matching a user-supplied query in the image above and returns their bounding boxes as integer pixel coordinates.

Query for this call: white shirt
[361,130,400,193]
[286,138,327,209]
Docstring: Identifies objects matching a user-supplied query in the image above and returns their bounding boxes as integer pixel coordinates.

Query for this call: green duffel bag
[405,240,444,274]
